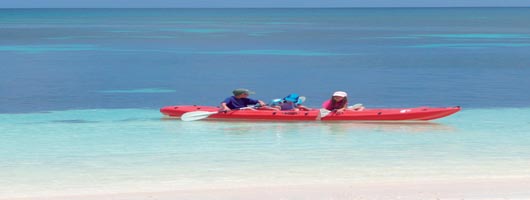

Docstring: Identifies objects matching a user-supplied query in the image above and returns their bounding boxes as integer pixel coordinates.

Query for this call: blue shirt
[222,96,259,109]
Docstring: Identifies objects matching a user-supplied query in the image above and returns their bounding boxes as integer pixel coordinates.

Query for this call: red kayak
[160,105,461,121]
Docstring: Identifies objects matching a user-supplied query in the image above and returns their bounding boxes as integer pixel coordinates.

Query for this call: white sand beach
[7,178,530,200]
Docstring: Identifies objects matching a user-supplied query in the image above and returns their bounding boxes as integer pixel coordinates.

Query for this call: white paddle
[181,111,218,122]
[319,108,332,118]
[320,103,364,118]
[180,105,258,122]
[348,103,364,110]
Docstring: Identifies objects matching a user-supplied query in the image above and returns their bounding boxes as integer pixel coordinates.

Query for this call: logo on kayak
[400,109,411,113]
[282,111,298,115]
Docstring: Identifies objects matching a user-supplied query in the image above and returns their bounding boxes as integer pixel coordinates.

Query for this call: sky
[1,0,530,8]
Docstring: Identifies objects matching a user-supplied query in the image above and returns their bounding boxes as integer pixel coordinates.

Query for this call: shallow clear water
[1,8,530,198]
[1,108,530,197]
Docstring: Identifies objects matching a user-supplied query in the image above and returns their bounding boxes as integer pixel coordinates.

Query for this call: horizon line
[2,6,530,9]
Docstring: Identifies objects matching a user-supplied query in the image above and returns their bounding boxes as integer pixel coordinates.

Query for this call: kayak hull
[160,105,318,120]
[321,107,460,121]
[160,105,461,121]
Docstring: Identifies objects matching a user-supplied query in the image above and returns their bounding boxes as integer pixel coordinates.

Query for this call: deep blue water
[1,8,530,113]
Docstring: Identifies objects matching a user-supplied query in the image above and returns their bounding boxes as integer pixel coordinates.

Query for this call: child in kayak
[322,91,363,113]
[271,93,310,111]
[220,88,267,111]
[322,91,348,113]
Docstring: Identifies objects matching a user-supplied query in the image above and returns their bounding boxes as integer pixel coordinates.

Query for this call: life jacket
[270,93,304,106]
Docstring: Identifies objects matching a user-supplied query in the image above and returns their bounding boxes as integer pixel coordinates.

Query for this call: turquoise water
[1,108,529,197]
[2,8,530,198]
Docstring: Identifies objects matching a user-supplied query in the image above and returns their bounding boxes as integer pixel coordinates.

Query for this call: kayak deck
[160,105,461,121]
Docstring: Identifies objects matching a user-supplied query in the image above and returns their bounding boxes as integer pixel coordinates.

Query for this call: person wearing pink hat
[321,91,349,113]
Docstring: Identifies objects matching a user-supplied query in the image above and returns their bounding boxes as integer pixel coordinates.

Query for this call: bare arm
[336,103,348,113]
[220,102,231,111]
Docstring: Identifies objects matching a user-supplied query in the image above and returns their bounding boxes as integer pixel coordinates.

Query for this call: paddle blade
[319,108,331,118]
[348,103,363,110]
[181,111,218,121]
